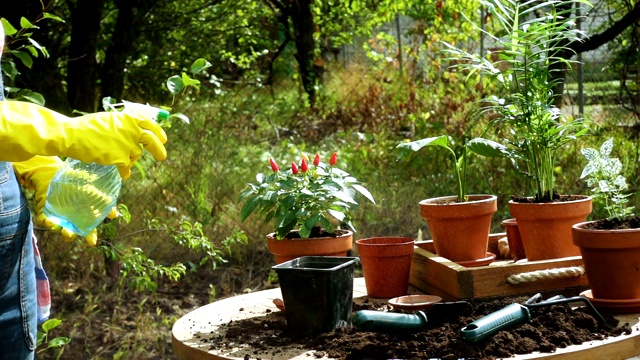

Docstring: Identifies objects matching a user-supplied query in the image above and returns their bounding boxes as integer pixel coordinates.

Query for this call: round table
[172,277,640,360]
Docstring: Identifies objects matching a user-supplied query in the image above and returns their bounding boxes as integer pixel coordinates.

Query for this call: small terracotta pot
[267,230,353,264]
[356,237,415,298]
[501,218,526,261]
[572,222,640,300]
[509,196,592,261]
[419,195,497,262]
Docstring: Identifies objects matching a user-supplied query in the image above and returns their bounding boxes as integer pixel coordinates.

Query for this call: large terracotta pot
[572,222,640,301]
[356,237,415,298]
[419,195,497,263]
[267,229,353,264]
[509,196,592,261]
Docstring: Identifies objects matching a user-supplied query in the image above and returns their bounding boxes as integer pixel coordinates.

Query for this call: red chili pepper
[330,152,338,166]
[270,158,279,173]
[301,158,309,172]
[291,162,299,175]
[313,153,320,166]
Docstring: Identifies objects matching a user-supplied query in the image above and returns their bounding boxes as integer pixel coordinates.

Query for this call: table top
[172,277,640,360]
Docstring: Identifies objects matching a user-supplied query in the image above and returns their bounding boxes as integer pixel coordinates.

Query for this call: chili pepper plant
[239,152,375,240]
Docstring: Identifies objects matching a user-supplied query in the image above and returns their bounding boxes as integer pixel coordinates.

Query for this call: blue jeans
[0,161,36,360]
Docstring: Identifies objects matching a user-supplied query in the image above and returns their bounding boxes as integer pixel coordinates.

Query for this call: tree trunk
[289,0,319,106]
[100,0,145,101]
[67,0,106,112]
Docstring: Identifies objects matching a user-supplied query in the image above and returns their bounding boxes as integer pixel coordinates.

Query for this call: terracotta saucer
[456,252,496,268]
[388,294,442,312]
[580,289,640,314]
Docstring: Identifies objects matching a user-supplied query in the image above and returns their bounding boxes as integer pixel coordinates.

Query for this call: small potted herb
[572,137,640,311]
[396,135,509,265]
[239,152,375,264]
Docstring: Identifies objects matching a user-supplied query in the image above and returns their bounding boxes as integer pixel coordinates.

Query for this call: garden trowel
[353,301,473,333]
[460,293,606,343]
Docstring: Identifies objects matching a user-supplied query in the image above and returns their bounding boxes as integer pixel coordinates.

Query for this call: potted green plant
[572,137,640,313]
[239,152,376,264]
[396,135,509,265]
[442,0,593,261]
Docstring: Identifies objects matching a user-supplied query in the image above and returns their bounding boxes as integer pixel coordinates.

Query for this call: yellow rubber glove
[12,156,117,246]
[0,101,167,179]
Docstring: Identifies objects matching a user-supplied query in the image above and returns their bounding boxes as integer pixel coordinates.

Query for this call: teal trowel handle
[460,303,531,343]
[353,310,429,333]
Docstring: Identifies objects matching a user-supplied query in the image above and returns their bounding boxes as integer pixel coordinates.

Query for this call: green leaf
[580,162,597,179]
[42,318,63,333]
[396,135,450,160]
[133,162,146,179]
[581,148,599,162]
[600,137,614,157]
[240,197,260,221]
[181,72,201,88]
[352,184,375,204]
[466,138,512,158]
[16,89,45,105]
[190,58,212,75]
[47,337,71,348]
[11,50,33,68]
[171,113,190,124]
[1,19,18,36]
[19,17,35,30]
[41,13,65,23]
[328,209,345,222]
[166,75,185,95]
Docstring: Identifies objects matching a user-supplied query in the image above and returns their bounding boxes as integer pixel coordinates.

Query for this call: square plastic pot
[272,256,357,336]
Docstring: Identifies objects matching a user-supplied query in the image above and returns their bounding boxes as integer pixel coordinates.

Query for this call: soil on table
[216,294,632,360]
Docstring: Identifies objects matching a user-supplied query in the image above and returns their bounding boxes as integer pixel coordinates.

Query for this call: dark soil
[285,227,346,239]
[218,294,632,360]
[510,193,584,203]
[581,216,640,230]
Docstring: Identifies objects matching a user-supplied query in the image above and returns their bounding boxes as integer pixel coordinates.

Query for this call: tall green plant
[443,0,591,201]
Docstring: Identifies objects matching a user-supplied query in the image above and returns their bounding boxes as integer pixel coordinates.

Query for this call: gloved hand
[12,156,118,246]
[0,101,168,179]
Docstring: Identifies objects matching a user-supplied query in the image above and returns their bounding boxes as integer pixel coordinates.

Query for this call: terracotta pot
[356,237,415,298]
[501,218,526,261]
[267,229,353,264]
[572,222,640,300]
[509,196,591,261]
[419,195,497,262]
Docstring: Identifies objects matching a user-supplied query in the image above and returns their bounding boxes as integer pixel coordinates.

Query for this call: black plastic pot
[272,256,358,336]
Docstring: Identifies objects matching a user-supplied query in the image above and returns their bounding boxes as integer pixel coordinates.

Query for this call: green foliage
[37,318,71,357]
[442,0,592,201]
[580,137,634,220]
[239,152,375,239]
[0,15,63,104]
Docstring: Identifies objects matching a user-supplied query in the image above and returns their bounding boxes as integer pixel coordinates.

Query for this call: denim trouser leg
[0,162,37,360]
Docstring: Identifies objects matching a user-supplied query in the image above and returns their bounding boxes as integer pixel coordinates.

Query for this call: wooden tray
[410,233,590,301]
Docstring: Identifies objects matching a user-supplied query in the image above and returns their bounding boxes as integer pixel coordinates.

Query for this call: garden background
[2,0,639,358]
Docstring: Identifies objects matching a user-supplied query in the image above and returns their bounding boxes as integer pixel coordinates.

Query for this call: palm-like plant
[443,0,591,201]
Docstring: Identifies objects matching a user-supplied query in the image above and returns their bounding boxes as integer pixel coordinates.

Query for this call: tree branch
[565,2,640,58]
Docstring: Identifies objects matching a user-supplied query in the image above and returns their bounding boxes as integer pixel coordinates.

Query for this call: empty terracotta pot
[356,237,415,298]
